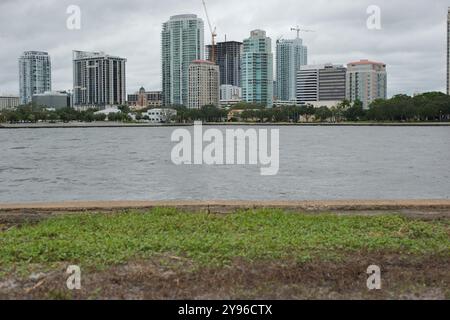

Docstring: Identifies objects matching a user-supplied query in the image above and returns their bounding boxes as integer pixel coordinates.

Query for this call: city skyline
[0,0,448,96]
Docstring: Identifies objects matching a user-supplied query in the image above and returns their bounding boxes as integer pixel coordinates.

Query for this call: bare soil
[0,254,448,300]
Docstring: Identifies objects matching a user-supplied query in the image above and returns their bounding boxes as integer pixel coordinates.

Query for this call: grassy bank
[1,208,449,276]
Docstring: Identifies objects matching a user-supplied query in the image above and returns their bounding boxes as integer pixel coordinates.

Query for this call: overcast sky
[0,0,448,97]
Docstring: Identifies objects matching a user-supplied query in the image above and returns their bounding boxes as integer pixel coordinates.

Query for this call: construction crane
[290,25,315,39]
[202,0,217,63]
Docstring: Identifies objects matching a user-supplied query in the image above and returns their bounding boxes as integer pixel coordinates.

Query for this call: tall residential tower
[72,51,127,110]
[276,38,307,102]
[346,59,387,109]
[162,14,204,106]
[19,51,52,105]
[241,30,274,108]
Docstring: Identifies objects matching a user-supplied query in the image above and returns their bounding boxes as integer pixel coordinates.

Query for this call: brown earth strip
[0,254,448,300]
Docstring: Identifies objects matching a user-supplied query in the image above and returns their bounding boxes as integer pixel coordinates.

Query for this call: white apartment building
[143,108,177,123]
[19,51,52,105]
[220,85,242,100]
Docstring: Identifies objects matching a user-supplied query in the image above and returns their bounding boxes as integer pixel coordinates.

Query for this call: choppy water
[0,126,449,202]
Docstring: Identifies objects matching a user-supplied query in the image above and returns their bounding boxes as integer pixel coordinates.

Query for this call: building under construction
[206,41,243,87]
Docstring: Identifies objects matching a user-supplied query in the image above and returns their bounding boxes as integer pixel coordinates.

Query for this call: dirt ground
[1,203,449,300]
[0,254,448,300]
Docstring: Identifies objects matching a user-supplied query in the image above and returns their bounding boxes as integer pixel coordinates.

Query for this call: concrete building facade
[162,14,204,106]
[0,96,20,110]
[241,30,274,108]
[296,64,346,106]
[276,38,307,102]
[188,60,220,109]
[207,41,243,87]
[220,84,242,101]
[19,51,52,105]
[346,59,387,109]
[73,51,127,110]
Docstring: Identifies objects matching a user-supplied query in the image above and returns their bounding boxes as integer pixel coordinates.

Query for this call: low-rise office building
[32,91,72,109]
[128,87,162,110]
[143,108,177,123]
[0,96,20,110]
[296,63,347,107]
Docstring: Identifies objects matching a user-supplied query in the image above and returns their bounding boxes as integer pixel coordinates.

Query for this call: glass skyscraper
[18,51,52,105]
[241,30,274,108]
[162,14,204,106]
[276,38,307,102]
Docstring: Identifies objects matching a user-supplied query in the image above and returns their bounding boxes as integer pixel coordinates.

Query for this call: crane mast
[290,25,315,39]
[202,0,217,63]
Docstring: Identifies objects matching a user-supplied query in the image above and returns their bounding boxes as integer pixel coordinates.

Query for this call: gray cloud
[0,0,448,97]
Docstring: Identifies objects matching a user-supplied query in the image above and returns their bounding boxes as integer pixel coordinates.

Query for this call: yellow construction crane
[202,0,217,63]
[291,25,315,39]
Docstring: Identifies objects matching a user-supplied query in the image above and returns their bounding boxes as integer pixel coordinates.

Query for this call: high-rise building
[19,51,52,105]
[447,7,450,95]
[296,64,346,107]
[276,38,307,102]
[241,30,274,108]
[206,41,243,87]
[162,14,205,106]
[72,51,127,110]
[188,60,220,109]
[346,59,387,109]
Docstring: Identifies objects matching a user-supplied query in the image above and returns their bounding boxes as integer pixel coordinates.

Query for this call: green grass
[0,209,449,275]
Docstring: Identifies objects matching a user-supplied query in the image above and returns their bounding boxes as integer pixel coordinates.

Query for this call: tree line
[1,92,449,124]
[0,105,132,123]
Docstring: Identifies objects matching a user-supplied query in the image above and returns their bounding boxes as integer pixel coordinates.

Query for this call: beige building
[127,87,162,110]
[346,59,387,109]
[188,60,220,109]
[0,96,20,110]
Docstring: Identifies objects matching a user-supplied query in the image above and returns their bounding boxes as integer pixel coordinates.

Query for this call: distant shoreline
[1,122,450,129]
